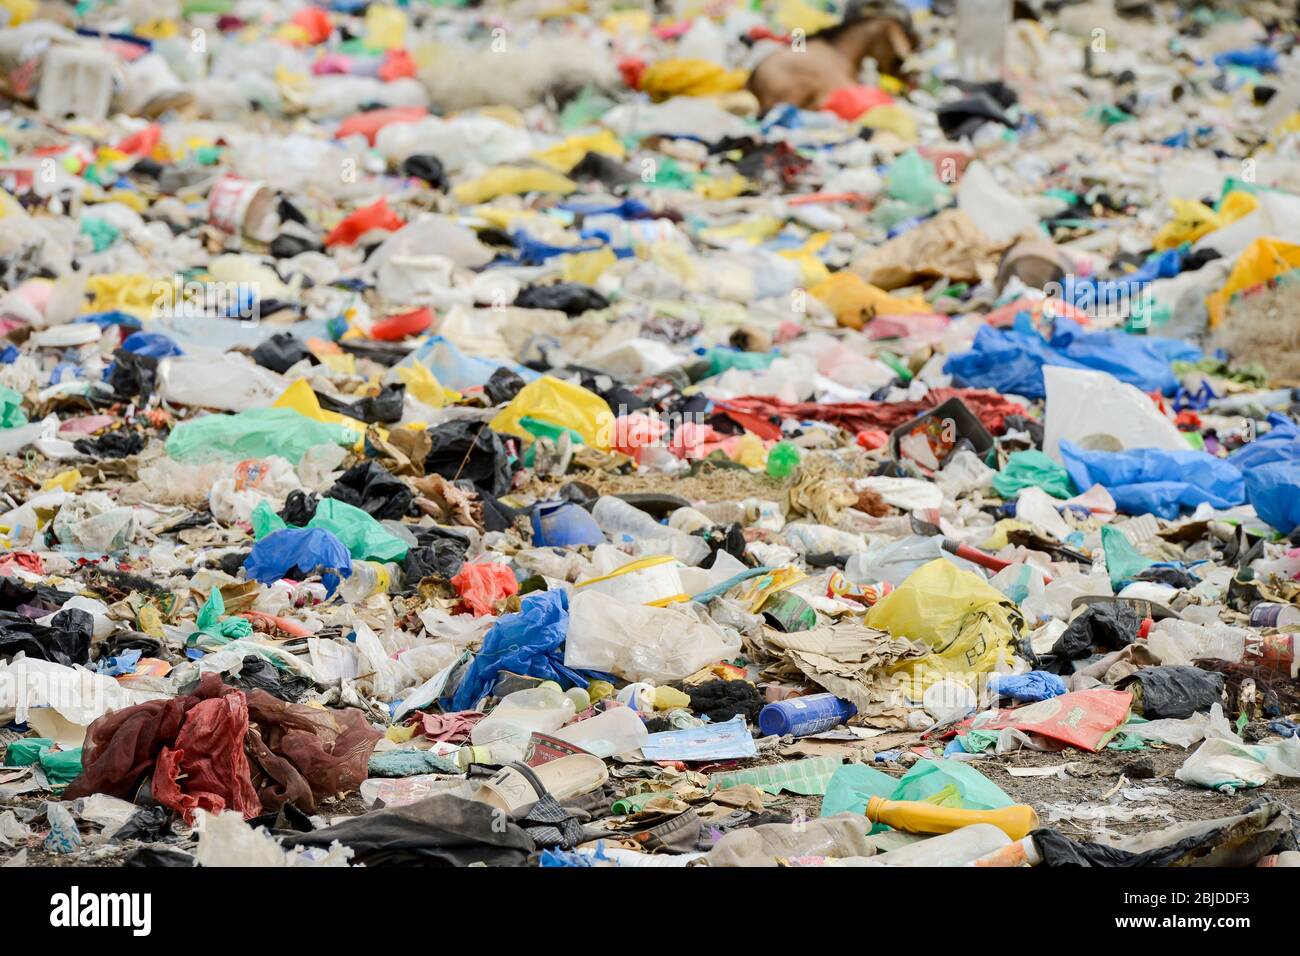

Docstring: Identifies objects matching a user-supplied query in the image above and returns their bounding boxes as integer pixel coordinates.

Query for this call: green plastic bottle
[766,441,801,478]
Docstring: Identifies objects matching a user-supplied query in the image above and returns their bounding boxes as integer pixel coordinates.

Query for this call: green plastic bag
[885,149,950,210]
[890,758,1014,811]
[4,738,54,767]
[189,587,253,650]
[39,747,83,788]
[993,450,1075,500]
[820,763,899,830]
[1101,524,1156,589]
[0,385,27,429]
[166,407,354,464]
[308,498,409,563]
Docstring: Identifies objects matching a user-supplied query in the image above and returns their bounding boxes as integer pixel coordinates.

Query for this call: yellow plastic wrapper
[639,59,749,101]
[1206,236,1300,327]
[394,362,460,408]
[561,247,617,285]
[775,0,839,33]
[810,271,929,329]
[739,566,806,614]
[1153,191,1257,251]
[41,470,81,493]
[532,130,625,172]
[364,3,407,49]
[778,232,832,287]
[861,104,917,142]
[865,559,1023,693]
[452,166,577,204]
[84,273,159,318]
[490,375,613,450]
[979,519,1035,551]
[732,432,768,469]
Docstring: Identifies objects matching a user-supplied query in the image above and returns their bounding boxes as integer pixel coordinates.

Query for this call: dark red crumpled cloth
[65,672,381,820]
[714,388,1025,439]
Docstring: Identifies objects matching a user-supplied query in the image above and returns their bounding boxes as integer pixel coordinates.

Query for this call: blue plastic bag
[1059,440,1245,519]
[120,331,184,358]
[445,589,599,711]
[1230,413,1300,470]
[244,527,353,595]
[400,336,539,392]
[1245,459,1300,535]
[987,671,1067,702]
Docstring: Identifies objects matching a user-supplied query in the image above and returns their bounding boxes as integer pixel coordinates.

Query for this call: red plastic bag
[972,689,1133,752]
[335,106,427,145]
[379,49,417,82]
[822,85,894,121]
[452,563,519,616]
[115,124,162,156]
[290,6,333,44]
[325,197,405,247]
[153,691,261,825]
[371,306,432,341]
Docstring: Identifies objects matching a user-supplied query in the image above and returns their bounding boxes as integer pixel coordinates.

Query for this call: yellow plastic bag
[85,273,159,318]
[452,166,576,204]
[639,59,749,101]
[1153,191,1257,251]
[865,559,1022,694]
[861,104,918,143]
[1206,236,1300,327]
[490,375,613,450]
[532,130,625,173]
[561,247,617,285]
[273,379,379,448]
[394,362,459,408]
[775,0,839,33]
[810,271,929,329]
[364,3,407,49]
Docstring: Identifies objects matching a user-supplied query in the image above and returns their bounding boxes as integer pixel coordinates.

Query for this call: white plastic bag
[1043,366,1186,460]
[564,589,741,684]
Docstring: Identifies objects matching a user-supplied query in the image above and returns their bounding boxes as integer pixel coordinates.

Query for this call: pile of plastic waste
[2,0,1300,870]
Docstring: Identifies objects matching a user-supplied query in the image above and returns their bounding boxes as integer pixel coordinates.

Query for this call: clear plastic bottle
[470,687,576,751]
[591,496,710,565]
[862,824,1011,867]
[955,0,1011,83]
[338,560,397,603]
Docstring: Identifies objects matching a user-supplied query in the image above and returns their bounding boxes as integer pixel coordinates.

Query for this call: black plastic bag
[1051,602,1139,662]
[1119,665,1225,719]
[401,153,449,191]
[74,429,145,459]
[326,460,413,520]
[107,349,159,401]
[514,282,610,316]
[936,94,1014,140]
[278,489,319,526]
[403,540,467,585]
[251,332,318,374]
[485,366,526,406]
[424,420,515,497]
[0,607,93,666]
[224,654,314,702]
[314,383,405,424]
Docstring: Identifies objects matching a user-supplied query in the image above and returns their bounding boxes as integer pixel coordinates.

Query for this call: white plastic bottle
[552,706,649,758]
[863,824,1011,866]
[470,687,576,751]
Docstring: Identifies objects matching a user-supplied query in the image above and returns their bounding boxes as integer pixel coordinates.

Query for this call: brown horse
[747,12,915,114]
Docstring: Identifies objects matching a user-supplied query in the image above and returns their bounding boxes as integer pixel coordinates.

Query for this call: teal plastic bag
[820,763,899,832]
[0,385,27,429]
[309,498,409,562]
[891,758,1014,810]
[1101,524,1155,589]
[993,450,1075,499]
[166,407,354,464]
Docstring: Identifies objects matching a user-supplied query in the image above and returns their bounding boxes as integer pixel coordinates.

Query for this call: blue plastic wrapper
[987,671,1067,702]
[1059,440,1245,519]
[244,527,353,595]
[120,331,184,358]
[445,589,599,711]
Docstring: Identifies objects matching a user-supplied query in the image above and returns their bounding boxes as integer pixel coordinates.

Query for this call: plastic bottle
[956,0,1011,82]
[591,495,710,565]
[455,743,524,768]
[552,705,649,758]
[758,693,857,738]
[862,824,1011,866]
[765,440,802,478]
[865,797,1040,841]
[470,687,576,751]
[338,560,394,603]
